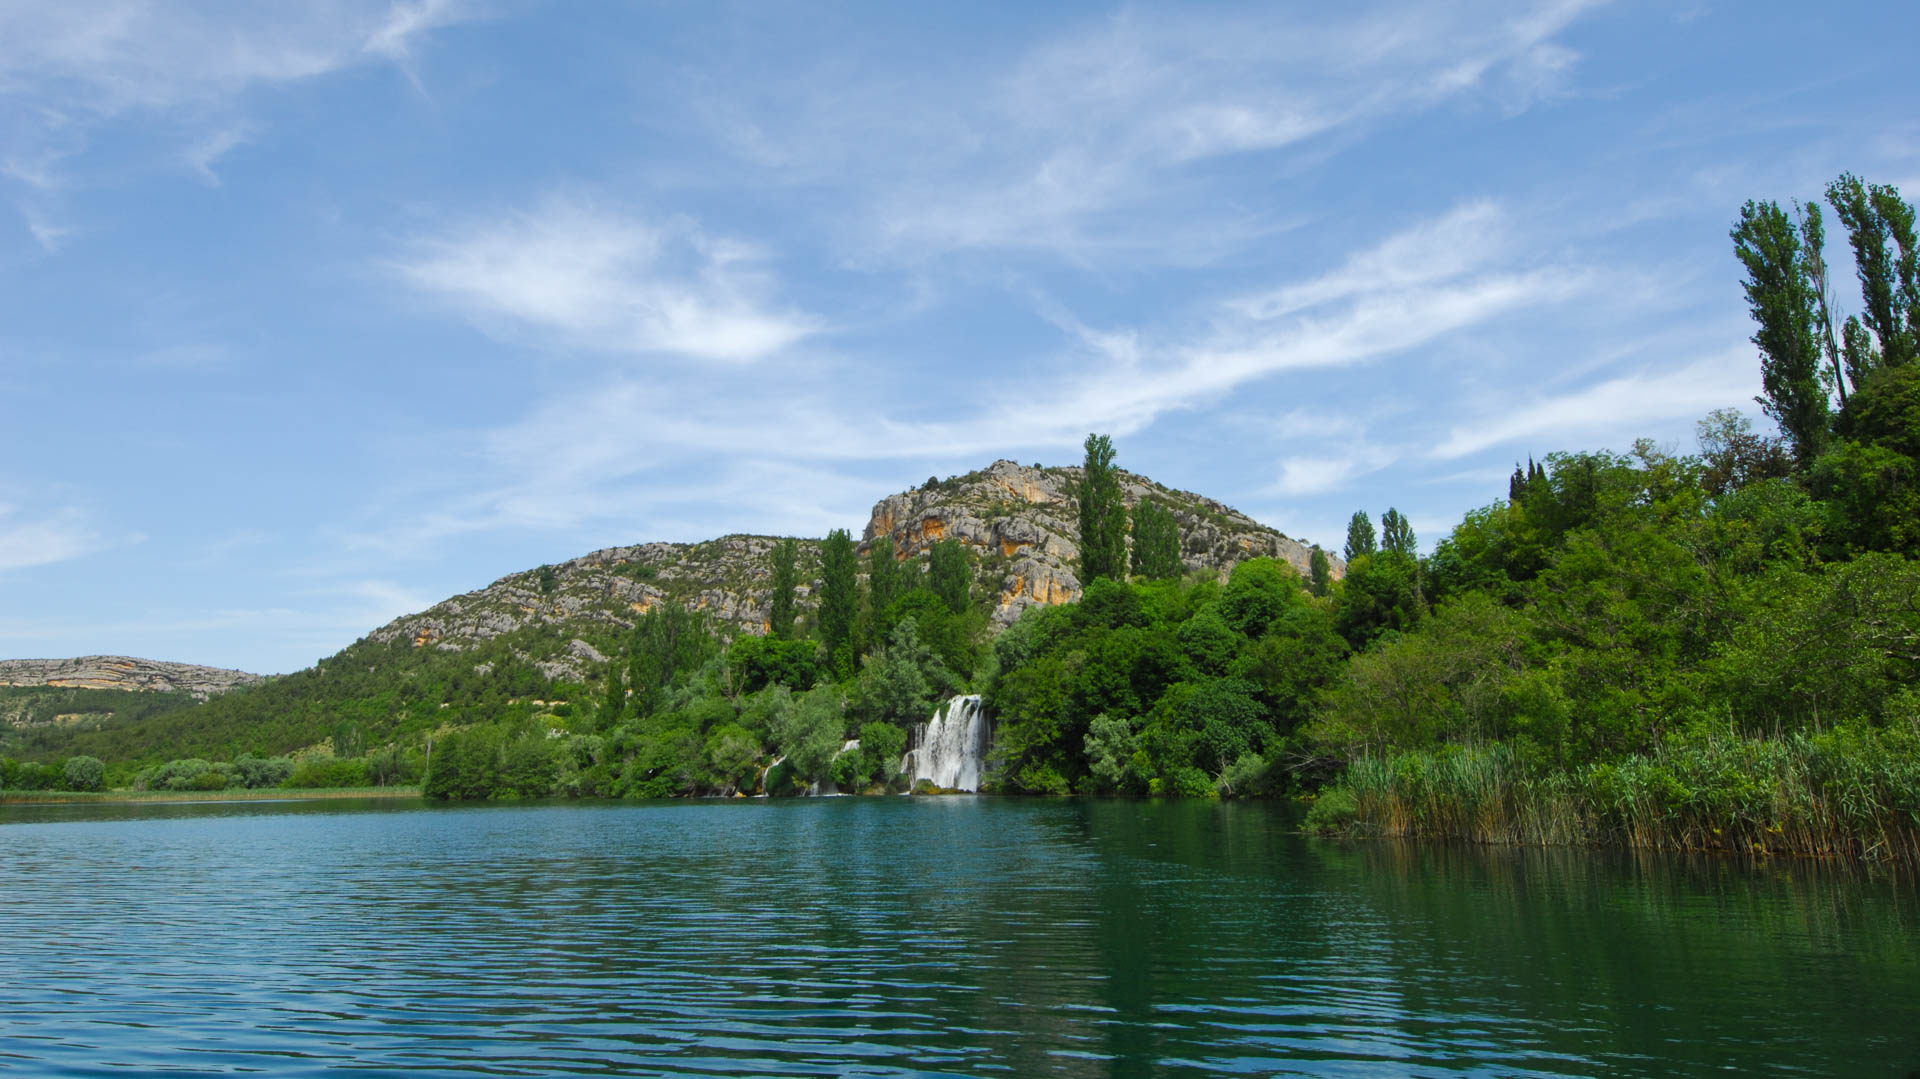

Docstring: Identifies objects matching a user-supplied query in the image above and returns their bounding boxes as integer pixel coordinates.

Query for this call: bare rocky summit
[361,460,1338,682]
[866,459,1337,626]
[0,656,263,699]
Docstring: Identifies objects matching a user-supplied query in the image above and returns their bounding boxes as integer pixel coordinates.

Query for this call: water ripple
[2,798,1917,1076]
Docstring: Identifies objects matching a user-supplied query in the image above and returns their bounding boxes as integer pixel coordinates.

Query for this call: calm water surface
[1,797,1916,1076]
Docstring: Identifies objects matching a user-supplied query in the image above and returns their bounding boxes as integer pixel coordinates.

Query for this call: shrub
[286,756,370,789]
[61,755,105,792]
[1304,787,1359,834]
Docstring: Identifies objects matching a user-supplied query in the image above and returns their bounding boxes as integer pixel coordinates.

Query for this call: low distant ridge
[0,656,263,700]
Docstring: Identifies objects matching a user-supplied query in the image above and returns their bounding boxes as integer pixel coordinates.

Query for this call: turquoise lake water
[2,797,1916,1076]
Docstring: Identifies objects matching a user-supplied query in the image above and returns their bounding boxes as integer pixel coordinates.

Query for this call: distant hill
[0,656,263,700]
[13,459,1335,764]
[0,657,262,759]
[368,459,1337,683]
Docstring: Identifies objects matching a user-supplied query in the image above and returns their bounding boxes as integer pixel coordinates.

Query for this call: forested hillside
[6,175,1916,867]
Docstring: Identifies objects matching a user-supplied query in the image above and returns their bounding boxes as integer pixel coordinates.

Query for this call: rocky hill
[363,460,1338,683]
[0,656,262,700]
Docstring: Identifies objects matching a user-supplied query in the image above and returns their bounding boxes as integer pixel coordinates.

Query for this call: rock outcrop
[0,656,263,700]
[864,459,1338,625]
[358,458,1339,678]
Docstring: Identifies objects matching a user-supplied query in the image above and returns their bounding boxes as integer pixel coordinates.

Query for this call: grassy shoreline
[0,785,423,805]
[1305,729,1920,865]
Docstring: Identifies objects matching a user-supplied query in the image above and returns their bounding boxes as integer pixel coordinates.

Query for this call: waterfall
[903,694,991,792]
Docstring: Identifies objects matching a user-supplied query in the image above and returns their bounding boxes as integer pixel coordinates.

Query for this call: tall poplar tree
[1129,498,1182,580]
[818,529,859,677]
[1798,201,1848,405]
[928,539,972,613]
[1827,174,1919,371]
[1077,433,1128,584]
[767,538,799,640]
[1344,511,1376,562]
[866,535,902,620]
[1733,198,1830,465]
[1380,508,1417,559]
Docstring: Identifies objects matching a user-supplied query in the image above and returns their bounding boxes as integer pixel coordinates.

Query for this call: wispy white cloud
[184,126,248,185]
[390,196,822,362]
[1431,348,1756,459]
[0,498,114,571]
[705,2,1605,265]
[17,201,70,252]
[359,200,1598,553]
[0,1,482,197]
[1273,444,1402,497]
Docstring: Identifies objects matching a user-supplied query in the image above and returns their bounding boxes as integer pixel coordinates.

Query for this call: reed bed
[1310,727,1920,865]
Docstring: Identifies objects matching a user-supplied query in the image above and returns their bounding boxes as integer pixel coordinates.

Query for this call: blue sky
[3,1,1916,674]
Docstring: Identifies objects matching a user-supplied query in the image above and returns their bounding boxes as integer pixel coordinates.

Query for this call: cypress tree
[1077,433,1128,584]
[1308,547,1332,597]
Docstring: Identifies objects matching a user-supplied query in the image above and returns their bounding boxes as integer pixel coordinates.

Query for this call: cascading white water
[902,694,991,792]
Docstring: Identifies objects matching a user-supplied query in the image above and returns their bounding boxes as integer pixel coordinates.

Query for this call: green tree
[61,755,104,792]
[1344,511,1376,562]
[1733,197,1831,464]
[849,617,953,728]
[1077,433,1128,584]
[867,535,903,623]
[1827,174,1919,370]
[1697,408,1791,496]
[1380,508,1417,558]
[1812,363,1920,556]
[1308,547,1333,597]
[928,538,972,614]
[1797,201,1849,405]
[628,602,718,719]
[1129,498,1182,580]
[770,685,847,784]
[818,529,859,677]
[767,538,799,639]
[726,634,820,694]
[856,721,907,787]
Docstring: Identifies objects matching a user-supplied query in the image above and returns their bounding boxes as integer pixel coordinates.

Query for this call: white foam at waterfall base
[903,694,991,792]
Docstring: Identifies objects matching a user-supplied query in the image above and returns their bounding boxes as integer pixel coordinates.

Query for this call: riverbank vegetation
[3,176,1915,863]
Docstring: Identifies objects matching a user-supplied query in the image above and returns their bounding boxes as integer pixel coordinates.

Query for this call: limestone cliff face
[863,459,1339,625]
[0,656,262,699]
[359,459,1337,680]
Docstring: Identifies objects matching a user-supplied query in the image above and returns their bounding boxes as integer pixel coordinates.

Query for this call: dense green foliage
[1077,433,1127,584]
[1130,498,1182,580]
[928,538,972,614]
[768,538,799,639]
[986,562,1346,796]
[818,529,859,678]
[1343,511,1375,562]
[13,179,1915,859]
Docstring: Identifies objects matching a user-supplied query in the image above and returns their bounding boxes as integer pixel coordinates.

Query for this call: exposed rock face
[363,534,820,682]
[0,656,263,700]
[864,460,1339,625]
[361,459,1338,675]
